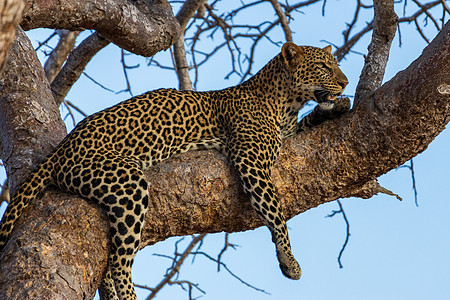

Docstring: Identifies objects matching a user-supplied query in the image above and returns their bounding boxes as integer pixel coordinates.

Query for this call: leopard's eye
[317,62,328,69]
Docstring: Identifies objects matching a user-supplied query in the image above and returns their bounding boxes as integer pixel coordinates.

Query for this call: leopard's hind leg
[57,151,149,300]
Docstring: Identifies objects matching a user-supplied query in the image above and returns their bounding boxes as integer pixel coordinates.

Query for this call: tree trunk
[0,27,66,194]
[0,19,449,300]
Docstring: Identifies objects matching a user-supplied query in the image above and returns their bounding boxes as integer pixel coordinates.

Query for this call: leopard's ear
[322,45,332,53]
[281,42,304,71]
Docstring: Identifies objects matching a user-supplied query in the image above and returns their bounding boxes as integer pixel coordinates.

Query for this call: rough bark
[349,0,398,188]
[0,27,107,300]
[44,29,80,83]
[0,21,449,300]
[0,190,109,299]
[173,0,206,91]
[0,27,66,194]
[0,0,25,73]
[20,0,180,57]
[51,32,110,106]
[354,0,398,105]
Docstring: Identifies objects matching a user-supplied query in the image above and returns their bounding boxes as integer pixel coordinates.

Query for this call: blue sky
[1,1,449,299]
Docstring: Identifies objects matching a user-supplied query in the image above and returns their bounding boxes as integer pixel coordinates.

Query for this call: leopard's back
[59,89,223,168]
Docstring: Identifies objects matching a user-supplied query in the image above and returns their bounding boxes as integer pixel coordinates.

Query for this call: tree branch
[0,0,25,73]
[0,27,66,194]
[51,32,110,106]
[145,234,206,299]
[173,0,206,91]
[268,0,293,42]
[326,200,350,268]
[354,0,398,106]
[176,0,205,29]
[20,0,180,57]
[44,29,80,83]
[0,29,106,299]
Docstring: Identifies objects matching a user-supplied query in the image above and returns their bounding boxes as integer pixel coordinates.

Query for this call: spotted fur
[0,43,348,300]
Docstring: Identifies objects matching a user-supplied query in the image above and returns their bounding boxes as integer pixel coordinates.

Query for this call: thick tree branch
[173,0,205,91]
[0,0,24,73]
[354,0,398,106]
[44,29,80,83]
[173,37,193,91]
[20,0,180,57]
[176,0,205,29]
[51,32,110,106]
[0,27,66,194]
[0,27,105,299]
[0,21,449,300]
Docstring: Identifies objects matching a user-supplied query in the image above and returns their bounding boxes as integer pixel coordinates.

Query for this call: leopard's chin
[314,90,339,110]
[318,101,334,110]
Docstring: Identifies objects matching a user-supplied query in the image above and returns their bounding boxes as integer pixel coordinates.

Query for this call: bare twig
[144,234,206,300]
[61,98,89,126]
[168,280,205,300]
[216,233,238,272]
[441,0,450,16]
[322,0,327,16]
[154,0,448,86]
[334,22,373,61]
[34,31,57,52]
[414,17,431,43]
[397,159,419,206]
[170,0,323,87]
[342,0,373,45]
[82,72,115,93]
[398,0,446,23]
[65,100,88,117]
[330,179,400,269]
[190,250,270,294]
[62,99,77,127]
[335,0,446,62]
[326,200,350,268]
[268,0,293,42]
[410,159,419,207]
[412,0,440,30]
[117,49,138,96]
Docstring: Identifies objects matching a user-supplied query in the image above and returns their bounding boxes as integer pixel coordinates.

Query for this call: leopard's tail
[0,159,54,252]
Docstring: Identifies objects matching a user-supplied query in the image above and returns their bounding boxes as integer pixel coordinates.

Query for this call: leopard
[0,42,349,300]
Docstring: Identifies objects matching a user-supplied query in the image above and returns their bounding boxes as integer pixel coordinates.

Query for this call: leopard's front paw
[333,96,351,114]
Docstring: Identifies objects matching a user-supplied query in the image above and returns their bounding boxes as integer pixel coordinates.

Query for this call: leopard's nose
[338,80,348,89]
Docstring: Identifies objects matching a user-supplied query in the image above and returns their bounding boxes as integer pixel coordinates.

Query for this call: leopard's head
[281,42,348,110]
